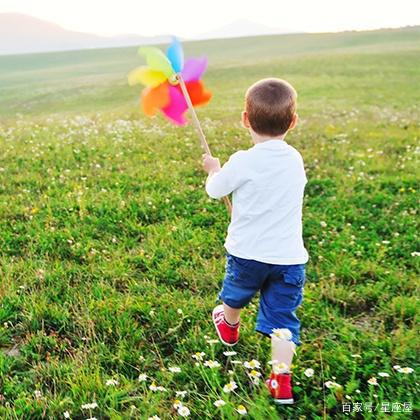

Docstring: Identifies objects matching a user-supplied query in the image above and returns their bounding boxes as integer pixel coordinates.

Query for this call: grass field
[0,27,419,419]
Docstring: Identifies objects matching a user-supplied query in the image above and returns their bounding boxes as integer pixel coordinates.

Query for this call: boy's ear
[241,111,251,128]
[289,113,299,130]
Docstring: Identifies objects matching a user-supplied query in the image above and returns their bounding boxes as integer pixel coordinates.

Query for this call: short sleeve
[205,151,247,199]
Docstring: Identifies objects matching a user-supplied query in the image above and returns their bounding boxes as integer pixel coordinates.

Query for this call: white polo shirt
[206,139,309,265]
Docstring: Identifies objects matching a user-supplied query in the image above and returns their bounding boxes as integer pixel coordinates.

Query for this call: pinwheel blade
[128,66,167,87]
[181,57,208,82]
[167,38,184,73]
[139,46,175,78]
[162,85,188,125]
[186,80,212,106]
[141,82,171,116]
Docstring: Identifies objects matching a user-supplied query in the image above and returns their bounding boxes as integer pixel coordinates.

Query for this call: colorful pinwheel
[128,38,212,125]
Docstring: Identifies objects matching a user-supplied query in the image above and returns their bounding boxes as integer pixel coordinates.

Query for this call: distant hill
[0,13,170,55]
[1,13,419,57]
[195,19,300,40]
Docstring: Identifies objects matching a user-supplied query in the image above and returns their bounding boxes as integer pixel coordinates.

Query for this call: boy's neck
[251,131,286,144]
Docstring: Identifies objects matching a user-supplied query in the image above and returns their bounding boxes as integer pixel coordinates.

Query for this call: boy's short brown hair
[245,78,297,137]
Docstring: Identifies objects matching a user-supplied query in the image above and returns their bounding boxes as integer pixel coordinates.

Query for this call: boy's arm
[202,152,245,199]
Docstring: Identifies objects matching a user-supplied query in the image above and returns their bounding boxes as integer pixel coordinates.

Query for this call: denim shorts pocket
[283,265,306,288]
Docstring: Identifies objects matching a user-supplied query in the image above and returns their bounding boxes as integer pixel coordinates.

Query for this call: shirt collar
[252,139,288,149]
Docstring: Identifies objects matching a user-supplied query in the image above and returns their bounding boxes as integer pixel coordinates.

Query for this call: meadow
[0,27,419,419]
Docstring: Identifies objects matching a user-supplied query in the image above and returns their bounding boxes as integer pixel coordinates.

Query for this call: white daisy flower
[249,369,261,378]
[169,366,181,373]
[271,328,293,341]
[204,360,221,368]
[138,374,148,382]
[272,362,289,374]
[192,352,205,361]
[173,400,183,409]
[325,381,342,389]
[223,380,238,393]
[149,383,167,392]
[223,351,237,357]
[367,377,379,386]
[214,399,226,407]
[304,368,314,377]
[63,411,70,419]
[248,369,261,384]
[243,359,261,369]
[397,367,414,374]
[148,416,161,420]
[177,405,190,417]
[105,379,119,386]
[236,405,247,415]
[378,372,390,377]
[175,390,187,398]
[81,402,98,410]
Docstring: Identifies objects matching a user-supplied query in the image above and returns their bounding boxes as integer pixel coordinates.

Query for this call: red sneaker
[266,372,294,404]
[212,305,239,346]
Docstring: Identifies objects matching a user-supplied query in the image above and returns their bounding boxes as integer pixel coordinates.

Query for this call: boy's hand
[202,153,221,175]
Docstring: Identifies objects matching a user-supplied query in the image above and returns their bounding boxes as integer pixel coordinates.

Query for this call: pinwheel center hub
[169,74,180,86]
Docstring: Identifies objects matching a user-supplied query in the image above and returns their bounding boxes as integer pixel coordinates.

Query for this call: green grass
[0,27,419,419]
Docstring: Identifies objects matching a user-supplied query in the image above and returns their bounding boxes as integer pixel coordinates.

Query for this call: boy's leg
[257,264,306,404]
[212,304,240,346]
[223,303,241,325]
[256,264,305,354]
[271,334,296,371]
[214,253,268,345]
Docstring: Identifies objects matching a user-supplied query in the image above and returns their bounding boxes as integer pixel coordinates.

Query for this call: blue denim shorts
[218,253,306,346]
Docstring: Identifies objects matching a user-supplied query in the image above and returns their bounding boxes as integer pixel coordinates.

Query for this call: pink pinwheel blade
[181,57,208,82]
[162,85,188,125]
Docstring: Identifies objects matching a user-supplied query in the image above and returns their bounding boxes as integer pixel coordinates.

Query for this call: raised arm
[203,151,246,199]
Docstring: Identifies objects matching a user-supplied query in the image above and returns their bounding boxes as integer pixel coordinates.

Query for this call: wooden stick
[177,74,232,214]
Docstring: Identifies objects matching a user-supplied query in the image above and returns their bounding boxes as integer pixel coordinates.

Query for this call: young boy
[202,78,308,404]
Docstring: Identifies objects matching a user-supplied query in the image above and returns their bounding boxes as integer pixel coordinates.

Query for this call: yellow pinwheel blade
[128,66,167,87]
[139,46,175,78]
